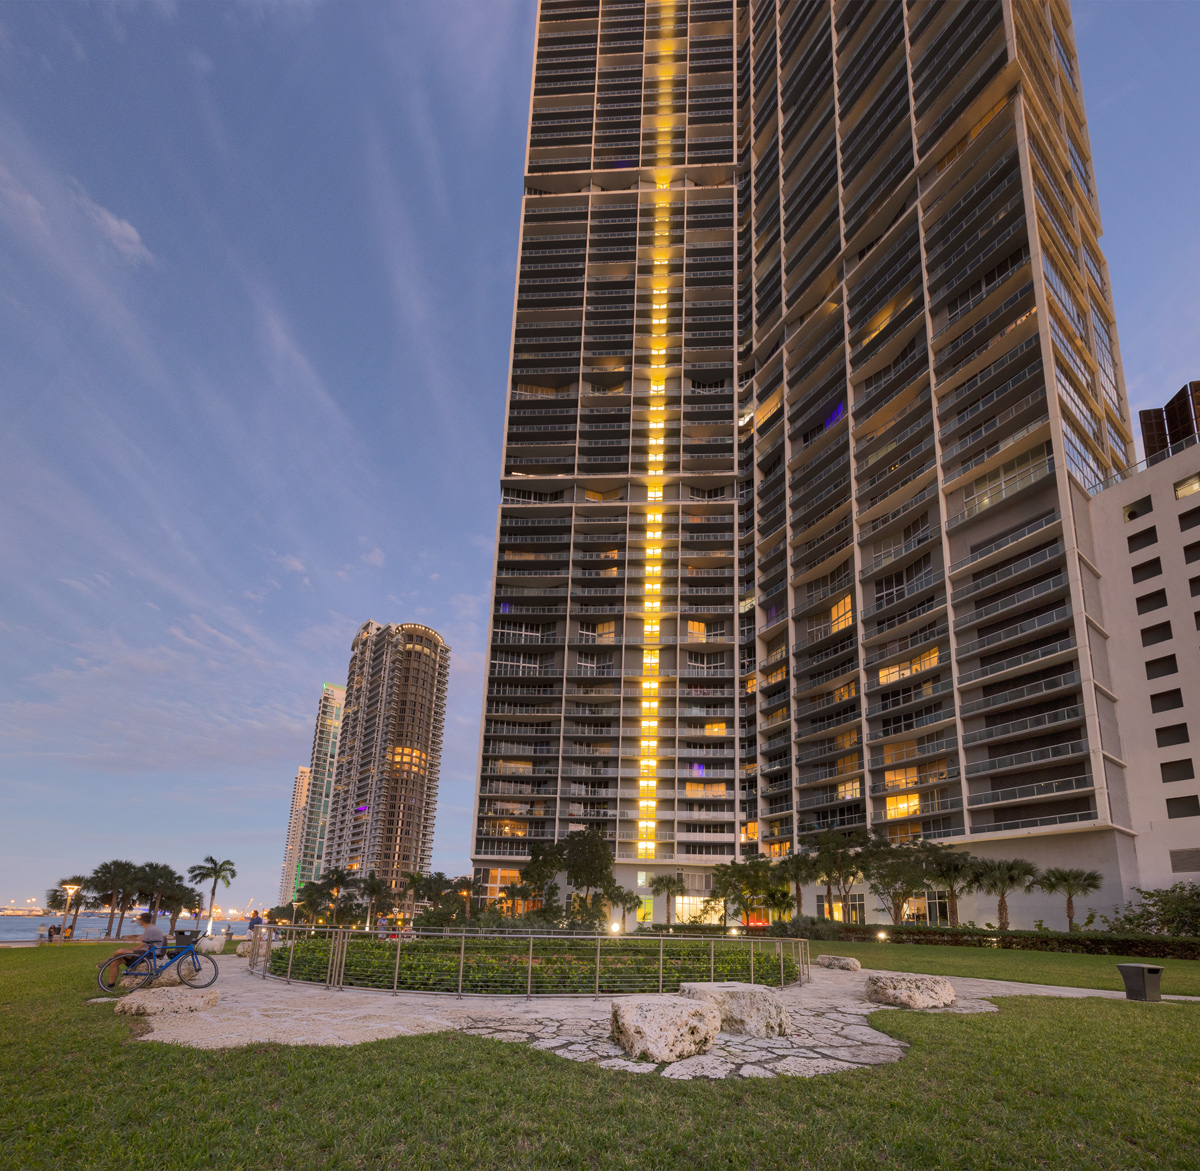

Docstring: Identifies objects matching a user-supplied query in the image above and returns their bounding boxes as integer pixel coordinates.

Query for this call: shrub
[1100,882,1200,937]
[837,923,1200,960]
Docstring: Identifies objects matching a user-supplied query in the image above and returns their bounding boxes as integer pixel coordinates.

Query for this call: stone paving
[103,957,1197,1080]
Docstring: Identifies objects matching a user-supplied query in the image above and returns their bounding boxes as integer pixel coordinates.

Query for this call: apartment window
[1191,577,1200,598]
[1170,848,1200,872]
[1141,622,1173,647]
[1186,542,1200,564]
[1127,527,1157,553]
[1146,655,1178,679]
[1156,724,1190,748]
[1161,760,1195,783]
[1180,506,1200,533]
[1124,496,1152,522]
[1166,796,1200,820]
[1132,559,1162,584]
[1151,690,1185,713]
[1196,612,1200,632]
[1063,418,1107,489]
[1136,590,1168,615]
[1175,474,1200,500]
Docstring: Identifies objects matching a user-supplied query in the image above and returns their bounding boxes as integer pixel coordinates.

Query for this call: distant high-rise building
[278,765,312,904]
[325,623,450,906]
[473,0,1150,929]
[293,682,346,894]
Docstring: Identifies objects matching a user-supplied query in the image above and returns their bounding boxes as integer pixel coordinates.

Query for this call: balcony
[868,735,957,770]
[967,773,1093,808]
[971,809,1099,835]
[871,796,963,823]
[954,605,1074,661]
[962,705,1084,747]
[965,738,1089,777]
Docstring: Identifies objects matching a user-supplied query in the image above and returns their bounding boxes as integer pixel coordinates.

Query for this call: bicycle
[97,935,219,995]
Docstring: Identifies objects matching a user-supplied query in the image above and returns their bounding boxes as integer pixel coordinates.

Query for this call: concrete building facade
[326,623,450,902]
[473,0,1162,929]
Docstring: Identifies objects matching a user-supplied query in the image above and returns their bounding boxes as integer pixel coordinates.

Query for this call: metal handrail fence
[247,926,810,1000]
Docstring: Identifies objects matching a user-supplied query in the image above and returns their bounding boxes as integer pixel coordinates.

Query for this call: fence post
[261,927,269,980]
[286,930,295,984]
[779,940,784,988]
[457,932,465,999]
[749,939,754,985]
[658,936,664,994]
[324,928,335,989]
[392,931,402,995]
[710,938,714,982]
[337,929,348,990]
[594,935,600,999]
[526,934,533,1000]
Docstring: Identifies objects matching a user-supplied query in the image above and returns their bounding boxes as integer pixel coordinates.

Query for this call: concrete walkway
[95,957,1195,1081]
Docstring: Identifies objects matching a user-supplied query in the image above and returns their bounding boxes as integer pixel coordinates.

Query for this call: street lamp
[291,901,300,926]
[59,884,81,946]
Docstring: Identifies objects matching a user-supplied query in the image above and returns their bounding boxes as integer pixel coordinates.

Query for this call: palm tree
[358,870,393,928]
[648,873,687,924]
[610,886,642,932]
[139,862,182,921]
[763,885,795,924]
[91,860,138,938]
[297,882,326,924]
[499,881,531,917]
[1038,867,1103,931]
[161,883,203,933]
[773,851,821,919]
[920,843,979,927]
[971,858,1040,931]
[187,856,238,936]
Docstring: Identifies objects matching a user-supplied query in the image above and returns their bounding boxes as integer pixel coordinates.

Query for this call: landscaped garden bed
[268,935,800,994]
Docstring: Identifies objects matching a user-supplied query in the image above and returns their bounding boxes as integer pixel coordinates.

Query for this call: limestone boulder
[115,988,219,1016]
[818,955,862,971]
[677,981,789,1037]
[235,941,253,957]
[610,996,721,1063]
[864,973,955,1010]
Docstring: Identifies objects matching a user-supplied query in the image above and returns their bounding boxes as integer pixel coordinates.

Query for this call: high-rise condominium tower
[289,682,346,897]
[325,623,450,900]
[474,0,1138,926]
[279,766,312,904]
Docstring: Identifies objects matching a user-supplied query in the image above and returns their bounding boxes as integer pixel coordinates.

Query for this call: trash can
[1116,963,1164,1002]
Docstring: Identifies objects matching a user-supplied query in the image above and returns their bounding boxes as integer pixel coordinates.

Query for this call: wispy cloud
[73,185,155,265]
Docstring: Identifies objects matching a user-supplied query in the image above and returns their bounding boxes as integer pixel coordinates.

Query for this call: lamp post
[59,884,80,946]
[291,901,300,926]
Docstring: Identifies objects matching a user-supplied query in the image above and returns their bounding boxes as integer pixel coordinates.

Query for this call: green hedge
[267,936,799,992]
[837,924,1200,960]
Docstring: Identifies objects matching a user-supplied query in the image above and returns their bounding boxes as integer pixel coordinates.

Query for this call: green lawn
[809,939,1200,997]
[2,946,1198,1170]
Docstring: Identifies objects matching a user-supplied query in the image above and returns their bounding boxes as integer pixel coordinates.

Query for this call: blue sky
[1,2,1198,913]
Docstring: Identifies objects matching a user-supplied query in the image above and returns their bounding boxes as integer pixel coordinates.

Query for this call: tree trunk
[794,885,803,918]
[948,889,960,928]
[207,881,218,935]
[70,900,84,935]
[152,892,163,921]
[997,891,1009,932]
[890,893,904,925]
[1066,893,1075,931]
[169,908,181,932]
[105,889,119,938]
[825,881,833,919]
[115,901,128,940]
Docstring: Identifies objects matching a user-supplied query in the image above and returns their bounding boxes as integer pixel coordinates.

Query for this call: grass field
[2,946,1199,1169]
[808,939,1200,997]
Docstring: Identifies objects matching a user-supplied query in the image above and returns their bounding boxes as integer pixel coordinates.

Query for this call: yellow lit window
[882,739,917,765]
[877,646,939,685]
[645,599,660,612]
[640,739,658,755]
[831,594,852,632]
[641,699,658,714]
[638,842,655,860]
[833,680,857,702]
[641,718,658,732]
[639,799,656,815]
[744,677,757,694]
[644,580,661,594]
[646,564,662,576]
[648,487,663,501]
[638,820,656,839]
[836,779,860,801]
[765,665,786,685]
[886,793,921,819]
[741,820,759,842]
[883,766,918,791]
[705,722,726,736]
[835,728,859,750]
[688,620,705,640]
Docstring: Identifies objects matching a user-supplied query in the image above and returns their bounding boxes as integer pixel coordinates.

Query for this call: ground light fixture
[611,921,620,934]
[877,932,888,941]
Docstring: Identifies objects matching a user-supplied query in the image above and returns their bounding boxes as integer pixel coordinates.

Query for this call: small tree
[1101,881,1200,936]
[499,881,531,917]
[971,858,1039,931]
[861,835,926,925]
[90,859,138,939]
[773,851,821,918]
[707,862,743,926]
[562,829,613,908]
[519,841,566,904]
[648,873,687,924]
[814,830,866,922]
[609,885,642,932]
[1038,867,1103,931]
[358,870,394,927]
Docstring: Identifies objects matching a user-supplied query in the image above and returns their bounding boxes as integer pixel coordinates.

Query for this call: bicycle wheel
[176,951,218,988]
[98,954,154,995]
